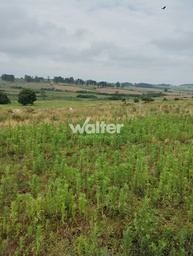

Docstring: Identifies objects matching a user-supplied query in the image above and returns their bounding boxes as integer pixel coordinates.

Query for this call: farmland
[1,81,193,255]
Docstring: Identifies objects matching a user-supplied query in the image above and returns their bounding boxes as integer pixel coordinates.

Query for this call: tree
[75,78,85,85]
[0,92,11,104]
[116,82,121,88]
[24,75,34,82]
[53,76,64,83]
[1,74,15,82]
[34,76,45,83]
[86,80,97,86]
[18,89,37,105]
[98,81,107,87]
[64,77,74,84]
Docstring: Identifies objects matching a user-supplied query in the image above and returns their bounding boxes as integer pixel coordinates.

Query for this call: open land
[1,80,193,255]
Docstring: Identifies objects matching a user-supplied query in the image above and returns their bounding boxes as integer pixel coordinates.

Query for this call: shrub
[0,92,11,104]
[18,89,37,106]
[134,98,139,103]
[76,94,97,99]
[141,96,154,103]
[108,95,123,100]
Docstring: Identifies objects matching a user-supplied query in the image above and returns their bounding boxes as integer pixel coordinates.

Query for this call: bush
[0,92,11,104]
[108,95,123,100]
[141,96,154,103]
[76,94,97,99]
[134,98,139,103]
[18,89,37,106]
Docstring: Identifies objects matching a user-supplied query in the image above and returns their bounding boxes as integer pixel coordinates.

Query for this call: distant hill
[122,82,171,88]
[179,84,193,87]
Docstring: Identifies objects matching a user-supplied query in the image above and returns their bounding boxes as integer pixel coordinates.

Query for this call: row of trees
[1,74,118,88]
[24,75,45,83]
[53,76,110,87]
[1,74,15,82]
[1,74,46,83]
[1,74,171,88]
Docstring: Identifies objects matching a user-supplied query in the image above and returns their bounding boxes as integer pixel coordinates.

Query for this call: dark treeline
[122,82,171,88]
[1,74,15,82]
[1,74,171,88]
[53,76,109,87]
[24,75,45,83]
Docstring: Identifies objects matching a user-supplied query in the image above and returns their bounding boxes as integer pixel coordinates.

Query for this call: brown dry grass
[1,100,193,130]
[53,84,142,95]
[53,85,93,92]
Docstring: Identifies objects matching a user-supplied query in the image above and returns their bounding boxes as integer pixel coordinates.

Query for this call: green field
[1,81,193,255]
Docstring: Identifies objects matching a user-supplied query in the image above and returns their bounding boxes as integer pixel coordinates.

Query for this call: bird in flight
[162,6,166,9]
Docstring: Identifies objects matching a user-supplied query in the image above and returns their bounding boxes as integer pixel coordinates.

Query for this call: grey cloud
[1,0,193,84]
[152,32,193,53]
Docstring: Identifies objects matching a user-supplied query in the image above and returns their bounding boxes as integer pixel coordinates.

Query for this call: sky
[0,0,193,85]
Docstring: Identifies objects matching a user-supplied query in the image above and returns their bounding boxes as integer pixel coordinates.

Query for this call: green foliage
[1,74,15,82]
[76,94,97,99]
[10,86,23,89]
[141,96,154,103]
[1,103,193,254]
[0,92,11,104]
[18,88,37,105]
[134,98,139,103]
[108,95,123,100]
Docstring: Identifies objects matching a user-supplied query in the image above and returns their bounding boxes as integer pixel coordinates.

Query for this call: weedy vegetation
[1,94,193,255]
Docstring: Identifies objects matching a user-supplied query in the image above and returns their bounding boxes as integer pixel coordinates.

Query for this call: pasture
[1,82,193,255]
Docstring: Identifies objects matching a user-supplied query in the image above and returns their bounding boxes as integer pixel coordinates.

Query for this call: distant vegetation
[1,73,193,106]
[76,94,97,99]
[0,74,172,89]
[1,74,15,82]
[10,86,23,89]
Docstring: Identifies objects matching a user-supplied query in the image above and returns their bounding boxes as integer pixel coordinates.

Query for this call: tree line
[1,74,15,82]
[1,74,171,88]
[1,74,113,87]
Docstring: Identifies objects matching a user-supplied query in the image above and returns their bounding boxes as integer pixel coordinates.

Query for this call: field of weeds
[1,100,193,255]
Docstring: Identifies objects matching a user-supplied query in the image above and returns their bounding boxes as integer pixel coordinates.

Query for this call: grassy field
[1,81,193,255]
[1,79,193,103]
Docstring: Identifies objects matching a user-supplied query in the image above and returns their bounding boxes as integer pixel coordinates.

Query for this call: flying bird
[162,6,166,9]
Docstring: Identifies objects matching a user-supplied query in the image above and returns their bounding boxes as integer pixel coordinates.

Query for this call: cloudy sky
[0,0,193,84]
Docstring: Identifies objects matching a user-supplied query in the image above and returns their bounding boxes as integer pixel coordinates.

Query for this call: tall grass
[1,101,193,255]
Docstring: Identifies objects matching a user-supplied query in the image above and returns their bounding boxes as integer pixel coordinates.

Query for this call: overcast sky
[0,0,193,84]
